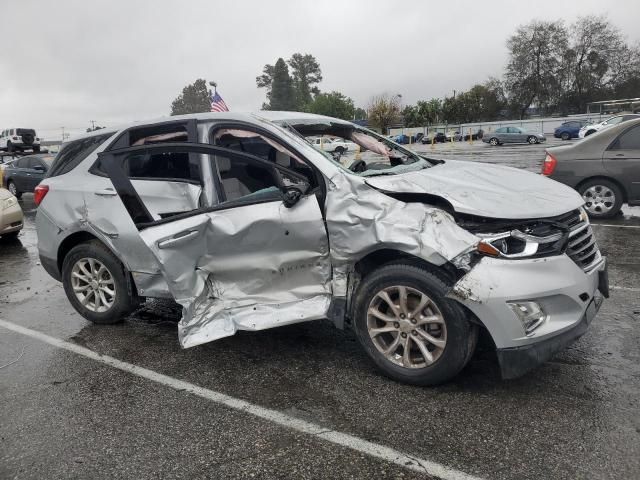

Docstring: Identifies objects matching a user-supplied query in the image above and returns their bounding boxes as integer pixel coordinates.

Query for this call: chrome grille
[564,210,601,272]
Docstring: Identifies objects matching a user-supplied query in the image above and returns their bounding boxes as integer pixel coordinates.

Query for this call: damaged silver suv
[36,112,609,385]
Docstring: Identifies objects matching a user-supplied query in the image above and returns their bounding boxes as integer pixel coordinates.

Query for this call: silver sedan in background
[483,126,546,146]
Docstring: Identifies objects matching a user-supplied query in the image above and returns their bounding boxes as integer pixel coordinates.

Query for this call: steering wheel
[349,160,367,173]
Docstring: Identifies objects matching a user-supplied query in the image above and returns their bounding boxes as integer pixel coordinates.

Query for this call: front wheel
[579,179,623,219]
[62,241,137,324]
[527,136,538,144]
[561,132,570,140]
[334,146,345,154]
[353,264,477,386]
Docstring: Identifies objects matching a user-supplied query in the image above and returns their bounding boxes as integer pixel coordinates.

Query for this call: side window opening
[215,155,282,203]
[610,125,640,151]
[212,128,317,189]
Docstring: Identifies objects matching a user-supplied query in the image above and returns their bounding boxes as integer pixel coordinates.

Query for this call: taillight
[34,184,49,206]
[541,153,557,176]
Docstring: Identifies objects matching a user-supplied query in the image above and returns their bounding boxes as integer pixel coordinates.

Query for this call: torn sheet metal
[324,172,479,297]
[139,195,331,348]
[364,159,584,219]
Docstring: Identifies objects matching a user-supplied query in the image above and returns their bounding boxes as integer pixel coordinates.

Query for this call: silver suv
[36,112,609,385]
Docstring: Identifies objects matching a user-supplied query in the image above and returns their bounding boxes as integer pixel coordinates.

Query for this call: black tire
[33,146,40,152]
[489,137,500,146]
[578,178,624,219]
[334,146,345,154]
[7,181,21,199]
[561,132,570,140]
[585,129,596,137]
[527,136,538,144]
[62,240,137,324]
[6,142,13,153]
[352,263,477,386]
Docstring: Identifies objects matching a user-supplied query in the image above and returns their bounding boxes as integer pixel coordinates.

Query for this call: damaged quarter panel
[324,171,479,297]
[139,195,332,348]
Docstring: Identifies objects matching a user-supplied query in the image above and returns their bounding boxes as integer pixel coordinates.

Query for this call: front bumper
[448,254,607,378]
[497,292,603,379]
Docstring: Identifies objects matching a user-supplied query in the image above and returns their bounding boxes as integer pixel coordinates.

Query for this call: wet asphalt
[1,138,639,480]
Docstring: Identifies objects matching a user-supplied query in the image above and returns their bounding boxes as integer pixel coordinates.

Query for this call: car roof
[63,112,357,150]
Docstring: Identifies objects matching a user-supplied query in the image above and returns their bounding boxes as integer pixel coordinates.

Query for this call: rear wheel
[561,132,570,140]
[489,137,500,146]
[6,141,13,153]
[579,179,623,219]
[7,181,21,199]
[353,264,477,386]
[62,241,137,324]
[334,146,345,154]
[527,136,538,144]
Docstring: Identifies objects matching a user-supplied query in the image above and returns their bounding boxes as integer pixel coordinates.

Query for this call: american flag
[210,91,229,112]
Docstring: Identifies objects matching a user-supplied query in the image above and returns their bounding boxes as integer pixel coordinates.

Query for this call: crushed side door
[99,142,332,348]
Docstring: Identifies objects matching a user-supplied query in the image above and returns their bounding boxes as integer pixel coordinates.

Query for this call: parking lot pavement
[2,183,640,479]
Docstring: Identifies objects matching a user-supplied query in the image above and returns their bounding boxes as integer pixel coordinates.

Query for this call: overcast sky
[2,0,639,140]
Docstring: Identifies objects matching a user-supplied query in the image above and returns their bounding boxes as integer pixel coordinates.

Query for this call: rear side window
[48,133,112,177]
[610,125,640,150]
[122,151,201,183]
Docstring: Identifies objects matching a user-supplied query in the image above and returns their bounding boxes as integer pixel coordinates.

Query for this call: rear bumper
[497,292,603,379]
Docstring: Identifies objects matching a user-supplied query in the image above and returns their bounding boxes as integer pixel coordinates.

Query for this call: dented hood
[364,160,584,219]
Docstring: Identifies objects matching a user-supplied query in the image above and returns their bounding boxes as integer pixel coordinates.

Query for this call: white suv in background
[0,128,41,152]
[579,114,640,138]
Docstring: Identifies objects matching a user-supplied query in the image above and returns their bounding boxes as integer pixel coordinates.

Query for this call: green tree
[170,78,212,115]
[288,53,323,109]
[354,107,367,121]
[306,91,355,120]
[505,20,568,118]
[367,94,402,133]
[262,58,295,111]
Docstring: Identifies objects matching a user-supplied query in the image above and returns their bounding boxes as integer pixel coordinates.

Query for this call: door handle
[94,188,118,196]
[157,230,199,249]
[615,153,625,157]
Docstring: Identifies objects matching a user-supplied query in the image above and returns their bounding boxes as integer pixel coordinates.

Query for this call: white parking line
[0,318,483,480]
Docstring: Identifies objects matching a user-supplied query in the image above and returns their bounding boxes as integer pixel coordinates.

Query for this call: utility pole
[61,126,65,142]
[90,120,96,131]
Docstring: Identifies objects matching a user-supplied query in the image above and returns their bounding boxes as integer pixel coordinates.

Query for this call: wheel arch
[57,230,140,299]
[575,175,628,203]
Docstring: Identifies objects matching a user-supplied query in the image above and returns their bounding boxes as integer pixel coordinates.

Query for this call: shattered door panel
[139,195,331,348]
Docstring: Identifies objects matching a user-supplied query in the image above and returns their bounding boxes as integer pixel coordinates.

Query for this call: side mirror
[281,186,305,208]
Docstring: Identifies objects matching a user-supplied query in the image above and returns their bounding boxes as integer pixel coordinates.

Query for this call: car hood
[364,160,584,219]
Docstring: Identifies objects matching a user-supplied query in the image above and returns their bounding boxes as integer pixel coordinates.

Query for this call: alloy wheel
[583,185,616,215]
[367,285,447,369]
[8,182,17,195]
[71,258,116,313]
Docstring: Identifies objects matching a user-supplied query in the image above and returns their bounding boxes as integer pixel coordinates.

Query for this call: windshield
[276,119,436,177]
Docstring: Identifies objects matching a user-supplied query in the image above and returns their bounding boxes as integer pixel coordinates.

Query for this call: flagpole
[209,81,217,94]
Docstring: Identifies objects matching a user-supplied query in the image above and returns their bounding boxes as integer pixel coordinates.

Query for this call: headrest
[217,157,231,173]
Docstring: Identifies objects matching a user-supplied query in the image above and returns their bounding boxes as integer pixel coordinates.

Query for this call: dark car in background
[554,120,590,140]
[543,117,640,218]
[422,132,447,144]
[2,154,55,198]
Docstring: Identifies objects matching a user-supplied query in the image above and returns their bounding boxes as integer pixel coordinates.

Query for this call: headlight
[477,228,566,259]
[3,196,18,210]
